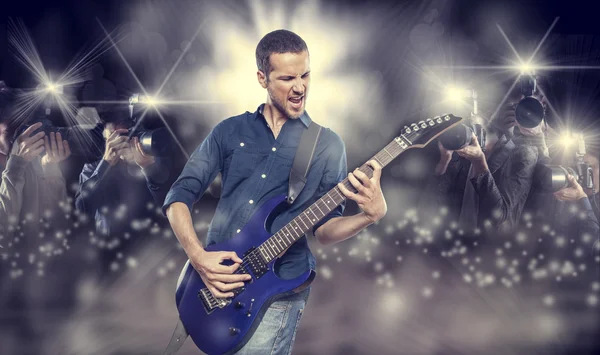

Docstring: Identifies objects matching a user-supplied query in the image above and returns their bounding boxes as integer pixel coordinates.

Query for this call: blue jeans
[234,288,310,355]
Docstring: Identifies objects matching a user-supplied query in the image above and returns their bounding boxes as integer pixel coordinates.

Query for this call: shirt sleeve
[471,145,538,228]
[162,124,224,215]
[74,160,111,214]
[0,155,28,227]
[141,157,174,207]
[313,130,347,234]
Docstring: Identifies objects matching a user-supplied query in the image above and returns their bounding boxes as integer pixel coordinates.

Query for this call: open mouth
[288,96,304,109]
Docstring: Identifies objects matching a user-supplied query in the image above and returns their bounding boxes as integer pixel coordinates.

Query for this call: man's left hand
[120,137,155,169]
[338,160,387,223]
[554,174,587,201]
[41,132,71,166]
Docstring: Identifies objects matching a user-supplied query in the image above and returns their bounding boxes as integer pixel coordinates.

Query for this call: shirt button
[249,200,254,204]
[236,229,241,233]
[240,142,245,147]
[272,147,277,152]
[261,174,266,178]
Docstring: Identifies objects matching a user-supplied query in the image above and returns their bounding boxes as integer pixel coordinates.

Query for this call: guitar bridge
[198,288,231,314]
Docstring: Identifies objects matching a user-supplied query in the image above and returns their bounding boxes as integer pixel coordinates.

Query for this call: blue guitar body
[174,194,315,355]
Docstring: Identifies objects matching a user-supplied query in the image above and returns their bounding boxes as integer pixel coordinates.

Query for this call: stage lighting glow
[142,95,159,107]
[129,93,161,108]
[44,82,64,95]
[559,132,574,148]
[518,62,536,74]
[445,85,471,102]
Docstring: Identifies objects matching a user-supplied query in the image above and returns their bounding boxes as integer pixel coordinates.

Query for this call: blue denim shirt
[163,105,347,279]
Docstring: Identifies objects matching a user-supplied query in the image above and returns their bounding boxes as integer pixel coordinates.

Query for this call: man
[1,85,71,238]
[431,118,538,232]
[551,172,599,238]
[496,77,599,232]
[0,86,71,355]
[163,29,387,354]
[75,114,172,237]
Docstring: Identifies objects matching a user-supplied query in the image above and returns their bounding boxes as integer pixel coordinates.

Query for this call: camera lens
[439,124,473,151]
[515,97,544,128]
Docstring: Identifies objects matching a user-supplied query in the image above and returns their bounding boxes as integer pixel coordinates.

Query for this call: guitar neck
[256,136,410,263]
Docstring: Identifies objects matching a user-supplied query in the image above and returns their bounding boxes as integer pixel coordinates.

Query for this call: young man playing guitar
[163,29,387,354]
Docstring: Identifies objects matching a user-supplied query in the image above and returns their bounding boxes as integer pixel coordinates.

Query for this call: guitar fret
[274,233,284,249]
[292,220,303,235]
[270,239,279,254]
[286,224,299,239]
[325,191,335,206]
[282,225,292,243]
[372,156,384,168]
[315,202,326,217]
[258,246,268,261]
[298,216,309,230]
[263,244,273,260]
[281,229,291,244]
[333,188,344,200]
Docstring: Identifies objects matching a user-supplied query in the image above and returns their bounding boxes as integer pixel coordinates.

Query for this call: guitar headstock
[395,114,463,149]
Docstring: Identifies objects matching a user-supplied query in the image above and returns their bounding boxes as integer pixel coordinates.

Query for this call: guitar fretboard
[256,135,410,263]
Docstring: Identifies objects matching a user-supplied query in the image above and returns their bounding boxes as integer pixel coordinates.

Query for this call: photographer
[551,172,599,237]
[432,119,538,232]
[1,84,71,231]
[74,114,172,237]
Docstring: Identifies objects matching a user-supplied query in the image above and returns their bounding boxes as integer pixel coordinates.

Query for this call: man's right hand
[190,249,252,298]
[102,129,130,166]
[11,122,46,162]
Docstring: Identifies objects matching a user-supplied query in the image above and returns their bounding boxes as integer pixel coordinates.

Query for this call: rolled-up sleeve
[162,124,224,215]
[313,131,347,234]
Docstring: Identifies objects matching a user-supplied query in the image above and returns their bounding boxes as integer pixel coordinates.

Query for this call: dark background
[1,1,599,354]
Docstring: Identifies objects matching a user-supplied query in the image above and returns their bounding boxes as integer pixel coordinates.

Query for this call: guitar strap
[287,119,322,204]
[163,318,188,355]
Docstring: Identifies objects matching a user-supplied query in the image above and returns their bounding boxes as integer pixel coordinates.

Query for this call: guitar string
[204,134,410,305]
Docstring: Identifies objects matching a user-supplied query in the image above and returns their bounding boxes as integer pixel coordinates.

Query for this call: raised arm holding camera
[431,117,538,232]
[74,117,172,237]
[1,104,71,231]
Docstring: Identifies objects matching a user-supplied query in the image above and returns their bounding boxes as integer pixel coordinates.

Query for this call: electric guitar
[170,114,463,355]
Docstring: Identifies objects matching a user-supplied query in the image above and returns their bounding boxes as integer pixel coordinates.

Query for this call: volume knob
[229,327,240,336]
[235,301,245,309]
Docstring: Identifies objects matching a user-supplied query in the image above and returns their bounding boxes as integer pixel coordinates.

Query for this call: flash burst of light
[7,18,127,158]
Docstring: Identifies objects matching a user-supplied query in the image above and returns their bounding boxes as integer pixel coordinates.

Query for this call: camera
[538,133,594,193]
[438,88,487,151]
[104,93,171,157]
[515,71,545,128]
[1,81,101,157]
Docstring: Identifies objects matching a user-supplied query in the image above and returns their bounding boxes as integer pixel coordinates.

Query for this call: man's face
[0,123,10,155]
[260,51,310,119]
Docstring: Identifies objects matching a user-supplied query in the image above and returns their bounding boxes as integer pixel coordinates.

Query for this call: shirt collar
[254,103,312,128]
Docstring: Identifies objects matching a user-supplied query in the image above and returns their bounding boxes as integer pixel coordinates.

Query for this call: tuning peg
[419,121,427,129]
[411,123,419,131]
[404,125,411,134]
[436,116,443,124]
[444,115,450,121]
[426,118,434,126]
